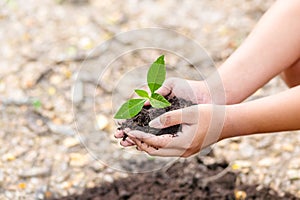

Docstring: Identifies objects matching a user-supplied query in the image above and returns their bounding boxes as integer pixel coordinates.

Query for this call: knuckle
[161,114,172,126]
[140,144,151,153]
[139,143,146,149]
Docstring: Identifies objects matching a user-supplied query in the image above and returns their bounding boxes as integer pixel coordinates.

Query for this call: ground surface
[57,156,299,200]
[1,0,300,199]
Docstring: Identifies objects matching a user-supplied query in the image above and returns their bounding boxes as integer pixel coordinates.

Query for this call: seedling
[114,55,171,119]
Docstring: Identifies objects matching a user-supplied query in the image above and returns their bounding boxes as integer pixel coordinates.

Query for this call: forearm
[223,86,300,139]
[217,0,300,104]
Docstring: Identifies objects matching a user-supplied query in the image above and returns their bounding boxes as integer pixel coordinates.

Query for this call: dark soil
[118,96,195,140]
[55,156,299,200]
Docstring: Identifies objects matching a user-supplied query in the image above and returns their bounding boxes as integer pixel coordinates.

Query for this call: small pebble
[72,80,84,104]
[103,174,114,183]
[69,153,88,167]
[96,114,109,130]
[258,158,278,167]
[47,122,75,136]
[287,169,300,180]
[0,170,4,186]
[2,153,16,161]
[63,137,80,148]
[18,167,50,178]
[234,190,247,200]
[18,182,27,190]
[239,143,255,158]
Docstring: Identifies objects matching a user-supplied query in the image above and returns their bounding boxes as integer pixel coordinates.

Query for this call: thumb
[149,105,200,128]
[149,109,184,129]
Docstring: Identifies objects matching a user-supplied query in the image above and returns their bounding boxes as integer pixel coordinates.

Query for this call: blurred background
[0,0,299,199]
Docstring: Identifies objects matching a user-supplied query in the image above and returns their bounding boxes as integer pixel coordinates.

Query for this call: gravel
[2,0,299,199]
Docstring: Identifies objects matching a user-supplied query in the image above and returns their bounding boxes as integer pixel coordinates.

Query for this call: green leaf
[32,99,42,109]
[114,99,146,119]
[134,89,149,98]
[149,93,171,108]
[147,55,166,93]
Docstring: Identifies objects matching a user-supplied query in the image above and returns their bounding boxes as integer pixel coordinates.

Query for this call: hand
[114,78,212,147]
[125,104,225,157]
[150,77,211,104]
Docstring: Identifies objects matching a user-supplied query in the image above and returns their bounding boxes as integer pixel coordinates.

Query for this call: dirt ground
[1,0,300,199]
[57,156,299,200]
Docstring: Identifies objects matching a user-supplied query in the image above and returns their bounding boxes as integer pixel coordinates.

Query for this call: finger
[127,130,173,148]
[136,146,142,151]
[147,148,188,157]
[132,138,190,157]
[128,130,193,149]
[120,139,135,147]
[114,130,125,138]
[149,106,199,129]
[126,137,135,144]
[131,138,159,153]
[149,109,184,129]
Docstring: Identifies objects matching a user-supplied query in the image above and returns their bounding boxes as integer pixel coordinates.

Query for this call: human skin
[218,0,300,104]
[281,59,300,88]
[125,85,300,157]
[115,0,300,156]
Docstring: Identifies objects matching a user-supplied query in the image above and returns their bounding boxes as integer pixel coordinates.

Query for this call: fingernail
[149,117,163,128]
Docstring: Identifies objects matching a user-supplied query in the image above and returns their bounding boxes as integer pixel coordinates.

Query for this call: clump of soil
[118,96,195,139]
[55,156,299,200]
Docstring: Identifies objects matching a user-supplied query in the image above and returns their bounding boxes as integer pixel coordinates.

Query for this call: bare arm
[219,0,300,104]
[224,85,300,139]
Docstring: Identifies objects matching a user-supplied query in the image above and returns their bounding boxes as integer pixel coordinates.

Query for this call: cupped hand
[124,104,224,157]
[148,77,211,105]
[114,78,212,145]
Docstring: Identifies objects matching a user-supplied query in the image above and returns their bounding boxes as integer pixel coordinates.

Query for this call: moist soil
[55,156,299,200]
[118,96,195,140]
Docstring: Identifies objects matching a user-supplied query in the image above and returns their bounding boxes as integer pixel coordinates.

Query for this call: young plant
[114,55,171,119]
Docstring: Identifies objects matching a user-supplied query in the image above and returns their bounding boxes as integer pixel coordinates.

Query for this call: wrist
[219,104,254,141]
[197,81,212,104]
